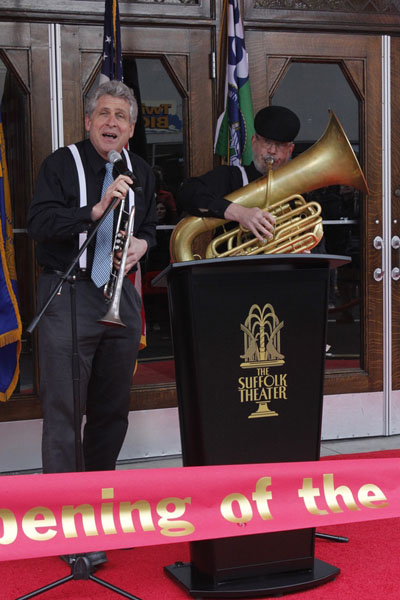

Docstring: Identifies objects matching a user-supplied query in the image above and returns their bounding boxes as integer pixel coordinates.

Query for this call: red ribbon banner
[1,458,399,561]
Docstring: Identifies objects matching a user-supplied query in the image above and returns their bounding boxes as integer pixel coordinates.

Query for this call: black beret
[254,106,300,142]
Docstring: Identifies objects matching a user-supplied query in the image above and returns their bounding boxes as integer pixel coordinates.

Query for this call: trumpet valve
[114,232,125,252]
[104,271,117,302]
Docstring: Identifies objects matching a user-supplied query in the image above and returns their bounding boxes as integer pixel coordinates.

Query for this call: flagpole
[221,0,230,163]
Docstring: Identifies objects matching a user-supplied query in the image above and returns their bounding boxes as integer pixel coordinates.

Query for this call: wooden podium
[154,254,348,597]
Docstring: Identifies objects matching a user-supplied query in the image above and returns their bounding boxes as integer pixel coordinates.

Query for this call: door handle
[373,236,384,282]
[392,235,400,280]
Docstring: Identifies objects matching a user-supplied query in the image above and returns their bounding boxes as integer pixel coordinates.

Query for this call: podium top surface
[152,253,350,287]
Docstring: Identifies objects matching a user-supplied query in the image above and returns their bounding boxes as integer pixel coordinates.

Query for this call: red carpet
[2,450,400,599]
[133,360,175,385]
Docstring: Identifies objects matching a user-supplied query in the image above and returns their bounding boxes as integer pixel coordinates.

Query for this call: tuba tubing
[170,110,369,263]
[206,196,322,258]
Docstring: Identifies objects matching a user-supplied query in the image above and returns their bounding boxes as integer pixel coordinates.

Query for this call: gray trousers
[37,272,142,473]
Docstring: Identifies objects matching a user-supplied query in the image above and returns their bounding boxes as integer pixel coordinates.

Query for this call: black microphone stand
[315,447,348,544]
[316,532,349,543]
[19,197,141,600]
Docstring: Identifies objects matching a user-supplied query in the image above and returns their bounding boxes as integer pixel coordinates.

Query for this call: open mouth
[103,132,117,140]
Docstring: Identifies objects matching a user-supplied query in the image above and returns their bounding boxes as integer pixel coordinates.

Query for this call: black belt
[42,267,91,281]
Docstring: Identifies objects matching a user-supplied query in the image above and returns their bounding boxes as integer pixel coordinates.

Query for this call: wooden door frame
[0,22,52,423]
[391,36,400,392]
[246,30,383,396]
[1,7,397,422]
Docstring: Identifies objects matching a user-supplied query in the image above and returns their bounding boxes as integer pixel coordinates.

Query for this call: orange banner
[0,458,399,561]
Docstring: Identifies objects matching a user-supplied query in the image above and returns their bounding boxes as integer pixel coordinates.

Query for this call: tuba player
[178,106,300,243]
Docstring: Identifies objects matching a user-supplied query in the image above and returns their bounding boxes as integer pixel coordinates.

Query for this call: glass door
[272,62,363,373]
[246,30,384,437]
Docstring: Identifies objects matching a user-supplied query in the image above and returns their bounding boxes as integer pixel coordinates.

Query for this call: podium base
[164,559,339,598]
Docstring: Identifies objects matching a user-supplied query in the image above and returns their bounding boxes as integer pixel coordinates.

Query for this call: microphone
[107,150,142,192]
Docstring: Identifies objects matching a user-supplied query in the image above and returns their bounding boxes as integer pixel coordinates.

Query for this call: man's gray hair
[86,80,138,124]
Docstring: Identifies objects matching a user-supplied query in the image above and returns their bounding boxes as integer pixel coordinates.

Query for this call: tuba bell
[170,110,369,262]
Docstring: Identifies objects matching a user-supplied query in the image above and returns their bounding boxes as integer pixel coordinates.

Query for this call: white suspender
[122,147,136,217]
[68,145,137,270]
[68,144,87,269]
[237,165,249,187]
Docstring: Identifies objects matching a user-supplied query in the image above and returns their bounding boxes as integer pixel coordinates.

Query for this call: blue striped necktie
[91,162,114,287]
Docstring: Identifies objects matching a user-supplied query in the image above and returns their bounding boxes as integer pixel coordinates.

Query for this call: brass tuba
[170,110,369,262]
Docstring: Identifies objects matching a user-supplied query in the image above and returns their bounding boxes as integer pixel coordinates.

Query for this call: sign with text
[0,458,399,561]
[142,101,182,134]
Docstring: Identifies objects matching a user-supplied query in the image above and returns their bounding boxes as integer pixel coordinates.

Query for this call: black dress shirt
[177,162,262,219]
[28,139,157,272]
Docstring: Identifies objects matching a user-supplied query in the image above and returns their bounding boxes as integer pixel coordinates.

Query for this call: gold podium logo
[239,303,286,419]
[240,304,285,369]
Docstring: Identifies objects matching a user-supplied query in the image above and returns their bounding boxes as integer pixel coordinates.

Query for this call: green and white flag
[214,0,255,166]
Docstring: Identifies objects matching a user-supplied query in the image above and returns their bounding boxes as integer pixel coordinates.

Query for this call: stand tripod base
[16,555,142,600]
[164,558,340,598]
[316,531,349,543]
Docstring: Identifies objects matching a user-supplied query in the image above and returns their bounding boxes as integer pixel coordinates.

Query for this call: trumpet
[98,199,136,328]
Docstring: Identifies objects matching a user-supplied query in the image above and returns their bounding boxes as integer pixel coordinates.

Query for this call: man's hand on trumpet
[224,203,275,243]
[90,173,133,222]
[113,234,148,275]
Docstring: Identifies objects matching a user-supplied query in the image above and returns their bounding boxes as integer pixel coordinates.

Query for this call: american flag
[100,0,123,83]
[99,1,147,351]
